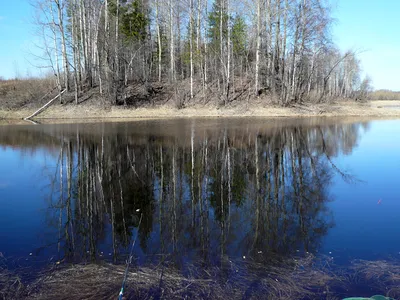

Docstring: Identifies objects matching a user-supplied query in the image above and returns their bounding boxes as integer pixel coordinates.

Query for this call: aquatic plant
[2,254,339,299]
[2,255,399,299]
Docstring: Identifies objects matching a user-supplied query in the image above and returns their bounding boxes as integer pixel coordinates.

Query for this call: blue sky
[330,0,400,91]
[0,0,41,79]
[0,0,399,90]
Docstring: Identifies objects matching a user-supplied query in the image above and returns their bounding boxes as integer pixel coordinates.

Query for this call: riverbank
[2,256,400,299]
[1,100,400,122]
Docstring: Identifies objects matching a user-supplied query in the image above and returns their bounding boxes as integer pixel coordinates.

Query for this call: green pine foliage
[120,1,148,41]
[107,0,148,42]
[207,0,228,50]
[232,15,247,55]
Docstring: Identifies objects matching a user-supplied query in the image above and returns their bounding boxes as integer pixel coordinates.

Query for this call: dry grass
[3,256,400,299]
[2,99,400,121]
[0,78,398,121]
[0,267,23,300]
[350,260,400,299]
[370,90,400,100]
[1,255,342,300]
[0,78,55,111]
[2,77,400,120]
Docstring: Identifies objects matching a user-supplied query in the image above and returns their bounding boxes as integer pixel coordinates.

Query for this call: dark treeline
[32,0,372,107]
[0,120,369,267]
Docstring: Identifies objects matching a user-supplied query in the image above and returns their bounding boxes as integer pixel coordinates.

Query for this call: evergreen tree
[120,1,148,41]
[231,15,246,56]
[207,0,228,50]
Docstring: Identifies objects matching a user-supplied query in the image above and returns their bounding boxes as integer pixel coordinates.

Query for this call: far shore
[1,100,400,123]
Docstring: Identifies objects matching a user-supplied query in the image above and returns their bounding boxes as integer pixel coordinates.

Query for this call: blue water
[0,148,56,259]
[324,120,400,263]
[0,118,400,296]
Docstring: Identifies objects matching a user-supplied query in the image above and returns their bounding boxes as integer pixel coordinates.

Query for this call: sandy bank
[1,100,400,122]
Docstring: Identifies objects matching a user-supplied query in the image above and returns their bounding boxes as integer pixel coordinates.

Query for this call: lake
[1,118,399,299]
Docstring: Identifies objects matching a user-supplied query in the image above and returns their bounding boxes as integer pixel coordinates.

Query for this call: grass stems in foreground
[1,255,400,299]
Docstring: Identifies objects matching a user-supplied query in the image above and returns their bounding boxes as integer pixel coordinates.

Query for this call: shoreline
[3,256,400,299]
[1,100,400,123]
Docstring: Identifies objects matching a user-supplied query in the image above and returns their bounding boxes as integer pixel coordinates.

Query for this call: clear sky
[0,0,399,90]
[0,0,41,79]
[330,0,400,91]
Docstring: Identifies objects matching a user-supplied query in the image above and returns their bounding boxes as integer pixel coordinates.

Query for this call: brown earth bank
[2,100,400,122]
[2,79,400,121]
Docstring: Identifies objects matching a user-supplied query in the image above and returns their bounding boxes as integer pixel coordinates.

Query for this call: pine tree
[231,15,246,56]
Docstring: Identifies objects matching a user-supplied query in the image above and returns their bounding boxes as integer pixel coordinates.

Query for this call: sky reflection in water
[0,118,399,271]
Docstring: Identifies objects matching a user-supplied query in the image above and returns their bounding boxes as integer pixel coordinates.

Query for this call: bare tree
[30,0,367,108]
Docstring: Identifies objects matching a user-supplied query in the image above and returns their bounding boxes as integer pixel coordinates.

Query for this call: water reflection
[0,119,368,269]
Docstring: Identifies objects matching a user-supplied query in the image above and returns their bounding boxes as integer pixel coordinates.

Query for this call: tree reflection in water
[25,119,366,273]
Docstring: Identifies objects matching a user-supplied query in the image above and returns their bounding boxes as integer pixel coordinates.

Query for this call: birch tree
[31,0,368,108]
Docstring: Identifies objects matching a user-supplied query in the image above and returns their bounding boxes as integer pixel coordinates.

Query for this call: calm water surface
[0,118,399,290]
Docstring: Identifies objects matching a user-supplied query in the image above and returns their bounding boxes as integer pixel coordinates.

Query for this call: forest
[32,0,372,108]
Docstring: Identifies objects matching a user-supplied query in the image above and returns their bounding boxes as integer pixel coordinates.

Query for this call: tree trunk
[71,3,79,104]
[226,0,231,102]
[220,0,225,98]
[56,0,70,92]
[156,0,162,82]
[255,0,261,95]
[49,4,62,104]
[190,0,194,98]
[170,0,175,82]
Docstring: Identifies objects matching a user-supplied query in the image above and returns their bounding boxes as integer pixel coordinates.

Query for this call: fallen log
[24,89,66,120]
[24,119,39,125]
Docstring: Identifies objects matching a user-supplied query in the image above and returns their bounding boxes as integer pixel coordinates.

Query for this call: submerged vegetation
[2,256,400,299]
